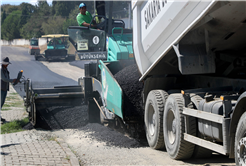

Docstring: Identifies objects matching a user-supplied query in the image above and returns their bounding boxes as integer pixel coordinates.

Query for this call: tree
[42,17,66,34]
[19,3,36,35]
[20,2,36,15]
[52,1,79,17]
[51,0,57,16]
[19,6,29,26]
[20,11,44,39]
[62,19,78,34]
[1,10,7,25]
[1,10,22,40]
[62,5,81,34]
[1,4,20,14]
[37,0,51,19]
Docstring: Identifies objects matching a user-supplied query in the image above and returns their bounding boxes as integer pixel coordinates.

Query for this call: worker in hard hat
[77,2,96,28]
[1,57,18,122]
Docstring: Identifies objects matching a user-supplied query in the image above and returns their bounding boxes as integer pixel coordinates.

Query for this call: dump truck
[73,0,246,164]
[130,0,246,164]
[24,0,246,165]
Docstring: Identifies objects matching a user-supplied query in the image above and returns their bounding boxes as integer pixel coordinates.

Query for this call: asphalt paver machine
[35,34,69,61]
[24,1,136,130]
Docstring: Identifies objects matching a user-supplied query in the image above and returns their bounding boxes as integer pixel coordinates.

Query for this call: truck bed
[132,1,246,80]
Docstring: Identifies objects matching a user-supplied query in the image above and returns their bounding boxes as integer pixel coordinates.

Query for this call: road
[1,46,84,97]
[1,46,235,165]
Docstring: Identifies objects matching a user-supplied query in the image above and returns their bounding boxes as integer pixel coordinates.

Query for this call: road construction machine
[35,34,70,61]
[28,38,40,55]
[24,0,246,164]
[24,1,135,129]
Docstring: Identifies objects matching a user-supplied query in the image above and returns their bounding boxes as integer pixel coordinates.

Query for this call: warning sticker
[77,40,88,51]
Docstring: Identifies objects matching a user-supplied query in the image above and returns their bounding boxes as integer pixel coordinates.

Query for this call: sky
[1,0,53,6]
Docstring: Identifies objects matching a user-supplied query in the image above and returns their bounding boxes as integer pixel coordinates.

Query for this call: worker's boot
[1,118,6,123]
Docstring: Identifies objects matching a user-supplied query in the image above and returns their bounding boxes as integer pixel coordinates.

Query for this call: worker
[57,38,62,44]
[1,57,17,122]
[77,2,96,28]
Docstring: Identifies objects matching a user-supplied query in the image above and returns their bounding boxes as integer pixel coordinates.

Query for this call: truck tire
[145,90,168,150]
[163,94,195,159]
[190,94,212,159]
[88,100,100,123]
[235,111,246,166]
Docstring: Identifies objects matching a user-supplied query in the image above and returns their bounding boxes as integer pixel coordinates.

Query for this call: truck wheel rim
[237,137,246,166]
[167,109,176,145]
[148,104,155,136]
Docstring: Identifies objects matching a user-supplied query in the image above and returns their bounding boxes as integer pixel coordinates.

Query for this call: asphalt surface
[1,46,78,97]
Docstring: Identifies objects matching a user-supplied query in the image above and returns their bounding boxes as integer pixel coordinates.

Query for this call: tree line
[1,1,130,41]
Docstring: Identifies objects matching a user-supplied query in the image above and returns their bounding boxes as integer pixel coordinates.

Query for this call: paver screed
[0,85,80,166]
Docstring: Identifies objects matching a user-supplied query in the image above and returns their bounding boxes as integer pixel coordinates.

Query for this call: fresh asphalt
[1,46,78,97]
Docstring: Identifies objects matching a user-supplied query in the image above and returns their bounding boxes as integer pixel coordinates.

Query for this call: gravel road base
[17,58,235,166]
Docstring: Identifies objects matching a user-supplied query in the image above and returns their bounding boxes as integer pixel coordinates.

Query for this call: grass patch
[65,155,70,161]
[1,107,11,111]
[1,117,29,134]
[48,136,57,141]
[6,95,19,100]
[2,103,12,108]
[3,101,24,108]
[9,92,18,95]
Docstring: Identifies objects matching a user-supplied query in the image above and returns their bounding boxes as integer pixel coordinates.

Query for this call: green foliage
[1,10,7,25]
[1,4,20,14]
[62,19,78,34]
[1,117,29,134]
[37,0,51,17]
[20,16,42,39]
[60,5,81,34]
[42,16,66,34]
[20,2,36,14]
[19,7,29,29]
[69,5,80,20]
[52,1,79,17]
[51,0,56,15]
[1,10,22,40]
[1,1,131,40]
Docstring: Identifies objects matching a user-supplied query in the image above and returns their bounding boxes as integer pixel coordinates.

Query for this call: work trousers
[0,90,7,118]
